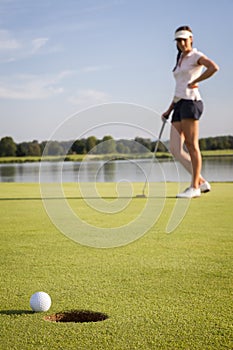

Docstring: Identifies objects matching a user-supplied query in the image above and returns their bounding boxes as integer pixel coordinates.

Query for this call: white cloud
[0,29,21,50]
[56,70,75,80]
[0,29,59,62]
[0,67,111,101]
[0,71,73,100]
[79,65,111,73]
[69,89,110,108]
[0,84,62,100]
[31,37,49,53]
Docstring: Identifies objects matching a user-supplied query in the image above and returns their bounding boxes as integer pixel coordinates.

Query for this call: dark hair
[175,25,192,34]
[173,25,193,71]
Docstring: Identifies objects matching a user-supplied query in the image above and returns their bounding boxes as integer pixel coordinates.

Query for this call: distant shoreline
[0,150,232,164]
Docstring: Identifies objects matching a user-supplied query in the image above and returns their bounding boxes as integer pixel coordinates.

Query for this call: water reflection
[202,156,233,181]
[0,165,16,182]
[100,162,116,182]
[0,157,232,183]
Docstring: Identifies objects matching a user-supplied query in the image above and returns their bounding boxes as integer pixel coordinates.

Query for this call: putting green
[0,182,232,350]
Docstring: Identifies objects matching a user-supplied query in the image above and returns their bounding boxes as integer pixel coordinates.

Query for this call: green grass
[0,183,233,349]
[201,149,233,157]
[0,153,170,163]
[0,149,232,163]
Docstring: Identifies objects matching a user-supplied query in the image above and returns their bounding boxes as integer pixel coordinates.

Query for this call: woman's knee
[169,136,182,157]
[169,143,181,158]
[185,141,200,154]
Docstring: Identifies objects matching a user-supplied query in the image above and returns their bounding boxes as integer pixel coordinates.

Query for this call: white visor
[174,30,193,40]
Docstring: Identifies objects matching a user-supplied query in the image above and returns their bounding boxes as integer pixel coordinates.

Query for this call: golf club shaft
[142,119,167,196]
[153,118,166,155]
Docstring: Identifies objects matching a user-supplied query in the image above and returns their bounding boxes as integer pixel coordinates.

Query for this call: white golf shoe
[176,187,201,198]
[199,181,211,193]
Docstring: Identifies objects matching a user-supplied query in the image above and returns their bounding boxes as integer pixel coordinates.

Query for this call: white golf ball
[30,291,51,312]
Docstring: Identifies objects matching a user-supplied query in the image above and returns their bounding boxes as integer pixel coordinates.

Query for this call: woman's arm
[161,101,175,120]
[188,56,219,88]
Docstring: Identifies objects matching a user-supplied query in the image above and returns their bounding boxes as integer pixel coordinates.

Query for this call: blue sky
[0,0,232,142]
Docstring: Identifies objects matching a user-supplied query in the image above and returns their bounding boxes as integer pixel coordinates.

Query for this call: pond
[0,157,232,183]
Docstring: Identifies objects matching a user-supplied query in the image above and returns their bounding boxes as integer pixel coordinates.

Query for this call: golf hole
[44,310,109,323]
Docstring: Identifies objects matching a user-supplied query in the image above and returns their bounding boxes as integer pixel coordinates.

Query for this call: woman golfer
[162,25,219,198]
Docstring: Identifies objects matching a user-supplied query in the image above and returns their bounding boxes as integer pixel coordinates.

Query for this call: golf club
[136,118,167,198]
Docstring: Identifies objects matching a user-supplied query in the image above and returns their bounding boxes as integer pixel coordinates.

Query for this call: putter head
[136,194,146,198]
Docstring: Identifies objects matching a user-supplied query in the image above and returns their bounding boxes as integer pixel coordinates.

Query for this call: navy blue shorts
[171,99,204,122]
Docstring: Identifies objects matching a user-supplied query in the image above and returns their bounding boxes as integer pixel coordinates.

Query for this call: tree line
[0,135,232,157]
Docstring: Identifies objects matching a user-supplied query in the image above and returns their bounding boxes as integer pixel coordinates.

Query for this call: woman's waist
[174,88,201,101]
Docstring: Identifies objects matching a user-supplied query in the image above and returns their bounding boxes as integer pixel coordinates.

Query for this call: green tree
[199,138,207,151]
[86,136,98,153]
[71,139,86,154]
[28,140,41,156]
[134,137,151,153]
[157,141,167,152]
[17,142,30,156]
[0,136,17,156]
[43,141,65,156]
[116,142,130,154]
[100,135,116,154]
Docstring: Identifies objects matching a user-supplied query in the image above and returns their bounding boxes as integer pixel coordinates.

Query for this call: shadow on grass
[0,310,34,315]
[0,196,176,201]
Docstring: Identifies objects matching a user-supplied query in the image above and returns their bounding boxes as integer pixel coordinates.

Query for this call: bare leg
[181,119,202,189]
[170,121,205,186]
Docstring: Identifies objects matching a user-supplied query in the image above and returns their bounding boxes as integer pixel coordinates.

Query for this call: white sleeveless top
[173,48,204,102]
